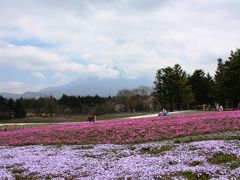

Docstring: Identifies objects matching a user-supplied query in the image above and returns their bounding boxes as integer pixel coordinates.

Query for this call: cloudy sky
[0,0,240,93]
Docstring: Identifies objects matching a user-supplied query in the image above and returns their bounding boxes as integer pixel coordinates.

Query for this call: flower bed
[0,111,240,146]
[0,140,240,179]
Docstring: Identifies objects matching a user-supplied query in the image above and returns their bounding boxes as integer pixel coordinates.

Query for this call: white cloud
[0,0,240,93]
[32,72,46,79]
[0,44,120,78]
[0,81,44,94]
[53,72,71,85]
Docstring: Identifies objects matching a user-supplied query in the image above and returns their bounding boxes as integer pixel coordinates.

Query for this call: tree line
[0,49,239,120]
[153,49,240,111]
[0,97,26,119]
[0,86,152,120]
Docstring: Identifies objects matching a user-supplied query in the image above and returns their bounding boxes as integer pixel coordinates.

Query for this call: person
[93,114,97,122]
[158,108,168,116]
[202,104,206,111]
[166,111,170,116]
[88,113,93,122]
[162,108,167,116]
[219,105,224,112]
[215,103,220,111]
[158,110,162,116]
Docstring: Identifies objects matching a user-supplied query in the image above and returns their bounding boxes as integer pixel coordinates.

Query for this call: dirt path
[128,110,198,119]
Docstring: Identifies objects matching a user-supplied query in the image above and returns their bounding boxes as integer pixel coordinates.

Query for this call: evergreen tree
[224,49,240,107]
[14,99,26,118]
[214,58,226,106]
[154,64,193,111]
[0,95,8,119]
[7,98,15,111]
[189,69,214,105]
[214,49,240,108]
[44,96,57,115]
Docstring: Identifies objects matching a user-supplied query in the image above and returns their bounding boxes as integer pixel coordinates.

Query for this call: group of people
[87,113,96,122]
[158,108,170,116]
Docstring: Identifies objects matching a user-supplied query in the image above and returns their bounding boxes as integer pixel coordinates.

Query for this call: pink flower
[0,110,240,145]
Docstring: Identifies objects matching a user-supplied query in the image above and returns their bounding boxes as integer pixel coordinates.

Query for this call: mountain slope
[1,77,153,99]
[39,77,153,97]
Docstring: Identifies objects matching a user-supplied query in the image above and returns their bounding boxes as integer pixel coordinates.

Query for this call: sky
[0,0,240,94]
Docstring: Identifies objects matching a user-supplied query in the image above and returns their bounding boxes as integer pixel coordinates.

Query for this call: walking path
[0,123,48,127]
[128,110,197,119]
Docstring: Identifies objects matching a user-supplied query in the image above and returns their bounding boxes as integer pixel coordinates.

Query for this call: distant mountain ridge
[1,77,153,99]
[0,92,45,100]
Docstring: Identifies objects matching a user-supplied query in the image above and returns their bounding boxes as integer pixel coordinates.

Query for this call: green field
[0,112,149,124]
[0,112,150,132]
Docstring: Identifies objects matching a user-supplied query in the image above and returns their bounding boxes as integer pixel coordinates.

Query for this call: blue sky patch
[5,37,58,49]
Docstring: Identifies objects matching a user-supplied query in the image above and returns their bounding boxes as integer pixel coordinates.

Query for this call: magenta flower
[0,111,240,146]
